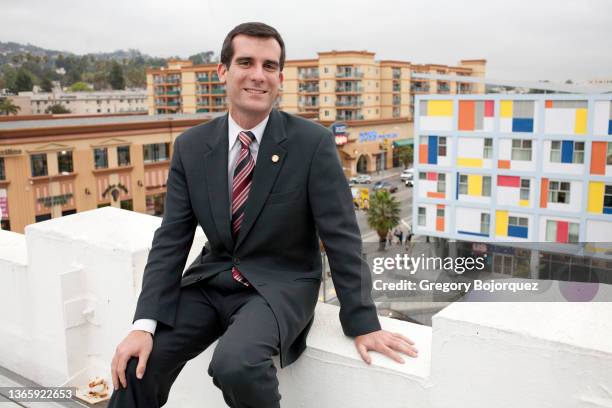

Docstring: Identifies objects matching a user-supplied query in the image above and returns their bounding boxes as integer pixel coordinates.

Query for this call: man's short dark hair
[220,22,286,71]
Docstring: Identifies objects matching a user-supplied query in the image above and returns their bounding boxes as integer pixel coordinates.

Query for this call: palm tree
[0,98,21,116]
[367,190,401,250]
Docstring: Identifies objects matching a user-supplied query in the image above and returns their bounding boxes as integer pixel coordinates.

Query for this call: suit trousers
[108,271,282,408]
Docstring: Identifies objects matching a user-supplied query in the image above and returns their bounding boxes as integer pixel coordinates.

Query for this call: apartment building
[146,54,486,120]
[17,90,148,115]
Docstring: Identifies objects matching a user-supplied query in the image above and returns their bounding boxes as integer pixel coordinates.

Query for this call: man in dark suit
[109,22,418,408]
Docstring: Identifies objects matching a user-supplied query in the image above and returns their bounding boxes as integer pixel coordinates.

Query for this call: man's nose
[248,64,266,83]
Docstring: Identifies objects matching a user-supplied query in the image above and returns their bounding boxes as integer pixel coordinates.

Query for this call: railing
[299,86,319,93]
[336,70,364,78]
[196,75,209,82]
[299,72,319,80]
[335,86,362,93]
[335,100,364,107]
[211,88,225,94]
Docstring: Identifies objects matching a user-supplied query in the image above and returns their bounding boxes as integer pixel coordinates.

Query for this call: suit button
[233,257,240,265]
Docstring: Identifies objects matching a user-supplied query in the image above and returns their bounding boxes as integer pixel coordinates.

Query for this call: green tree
[0,98,21,115]
[15,69,34,92]
[109,61,125,90]
[45,104,71,114]
[2,66,18,94]
[68,81,93,92]
[398,145,414,169]
[367,190,401,250]
[40,77,53,92]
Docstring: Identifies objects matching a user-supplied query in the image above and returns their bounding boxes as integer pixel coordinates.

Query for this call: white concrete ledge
[0,208,611,408]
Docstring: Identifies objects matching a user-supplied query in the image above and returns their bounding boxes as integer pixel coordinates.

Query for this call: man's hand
[355,329,417,364]
[111,330,153,390]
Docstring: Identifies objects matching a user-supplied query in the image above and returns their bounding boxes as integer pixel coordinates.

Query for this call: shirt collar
[228,112,269,149]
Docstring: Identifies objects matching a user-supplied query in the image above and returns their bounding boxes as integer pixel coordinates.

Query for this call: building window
[550,141,562,162]
[480,213,490,235]
[573,142,584,164]
[0,157,5,180]
[143,143,170,163]
[30,154,48,177]
[61,209,76,217]
[418,207,426,226]
[324,67,328,73]
[57,151,73,174]
[604,185,612,209]
[548,181,570,204]
[511,139,532,161]
[520,179,530,200]
[482,176,491,197]
[436,208,444,218]
[546,220,579,243]
[118,145,131,166]
[419,172,426,180]
[437,173,446,192]
[1,219,10,231]
[35,213,52,223]
[458,174,468,194]
[607,142,612,165]
[120,199,133,211]
[509,216,528,228]
[438,137,447,156]
[483,138,492,159]
[146,193,166,217]
[325,110,329,117]
[94,148,108,169]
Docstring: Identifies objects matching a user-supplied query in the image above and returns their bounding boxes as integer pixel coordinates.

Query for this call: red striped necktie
[230,131,256,286]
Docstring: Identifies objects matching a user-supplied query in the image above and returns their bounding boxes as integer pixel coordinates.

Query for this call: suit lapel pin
[272,154,280,163]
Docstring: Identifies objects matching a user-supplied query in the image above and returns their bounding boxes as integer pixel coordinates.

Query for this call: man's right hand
[111,330,153,390]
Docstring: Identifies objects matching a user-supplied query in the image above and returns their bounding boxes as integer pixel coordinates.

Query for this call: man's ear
[279,70,284,85]
[217,63,227,83]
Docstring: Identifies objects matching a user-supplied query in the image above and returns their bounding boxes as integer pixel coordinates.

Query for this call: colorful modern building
[413,95,612,244]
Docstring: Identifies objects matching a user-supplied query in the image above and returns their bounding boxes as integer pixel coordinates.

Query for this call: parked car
[404,178,413,187]
[372,181,398,193]
[349,174,372,184]
[400,168,414,182]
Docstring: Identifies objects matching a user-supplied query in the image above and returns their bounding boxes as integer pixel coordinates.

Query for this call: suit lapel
[203,114,234,253]
[235,109,287,250]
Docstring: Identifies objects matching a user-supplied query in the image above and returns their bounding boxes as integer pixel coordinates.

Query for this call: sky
[2,0,611,82]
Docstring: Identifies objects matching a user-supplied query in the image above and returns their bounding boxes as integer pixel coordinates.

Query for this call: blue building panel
[507,225,529,239]
[561,141,574,164]
[428,136,438,164]
[512,118,534,133]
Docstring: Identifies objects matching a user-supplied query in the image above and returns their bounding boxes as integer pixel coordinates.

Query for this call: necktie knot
[238,131,255,148]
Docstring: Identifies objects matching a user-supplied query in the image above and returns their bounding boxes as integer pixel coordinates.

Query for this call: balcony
[437,82,450,93]
[0,208,611,407]
[298,71,319,80]
[299,85,319,93]
[411,84,430,93]
[393,85,401,92]
[335,85,362,93]
[211,87,225,94]
[336,112,364,121]
[393,71,401,80]
[336,70,364,79]
[197,87,209,94]
[336,100,364,107]
[211,73,220,82]
[196,75,209,82]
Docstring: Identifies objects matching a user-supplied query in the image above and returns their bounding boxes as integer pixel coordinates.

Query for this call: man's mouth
[244,88,267,94]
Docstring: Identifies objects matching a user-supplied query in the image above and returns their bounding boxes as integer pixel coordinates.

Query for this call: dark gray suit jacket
[134,109,381,367]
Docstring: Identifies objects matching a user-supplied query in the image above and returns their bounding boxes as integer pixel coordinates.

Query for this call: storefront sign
[37,193,73,208]
[0,189,8,221]
[331,122,348,146]
[0,148,22,156]
[359,131,399,143]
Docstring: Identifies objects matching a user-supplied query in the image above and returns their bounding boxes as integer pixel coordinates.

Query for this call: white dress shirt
[132,112,269,335]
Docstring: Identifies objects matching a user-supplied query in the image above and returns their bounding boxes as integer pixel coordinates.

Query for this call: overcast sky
[2,0,611,81]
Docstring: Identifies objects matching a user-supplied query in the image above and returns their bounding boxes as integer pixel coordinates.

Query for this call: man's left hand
[355,330,418,364]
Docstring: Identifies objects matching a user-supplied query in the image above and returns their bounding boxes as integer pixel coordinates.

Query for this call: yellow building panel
[500,100,513,118]
[574,108,588,135]
[457,158,483,168]
[519,199,530,207]
[427,100,453,117]
[467,174,483,196]
[496,210,509,237]
[588,182,605,213]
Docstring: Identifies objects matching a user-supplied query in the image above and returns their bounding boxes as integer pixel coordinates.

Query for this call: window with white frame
[548,181,570,204]
[573,142,585,163]
[438,137,447,157]
[419,172,426,180]
[458,174,468,194]
[480,213,490,235]
[508,216,528,228]
[483,138,493,159]
[511,139,532,161]
[547,220,579,243]
[520,178,530,200]
[550,141,562,162]
[437,173,446,192]
[418,207,426,226]
[482,176,492,197]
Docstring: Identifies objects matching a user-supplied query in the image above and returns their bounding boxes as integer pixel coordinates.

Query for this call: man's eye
[264,64,277,71]
[238,60,250,67]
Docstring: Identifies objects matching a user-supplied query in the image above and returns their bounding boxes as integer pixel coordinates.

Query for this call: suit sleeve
[133,136,197,328]
[307,131,381,337]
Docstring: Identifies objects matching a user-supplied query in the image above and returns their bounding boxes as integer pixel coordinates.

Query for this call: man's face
[218,35,284,118]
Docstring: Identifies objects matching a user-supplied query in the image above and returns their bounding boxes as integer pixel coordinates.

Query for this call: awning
[392,138,414,147]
